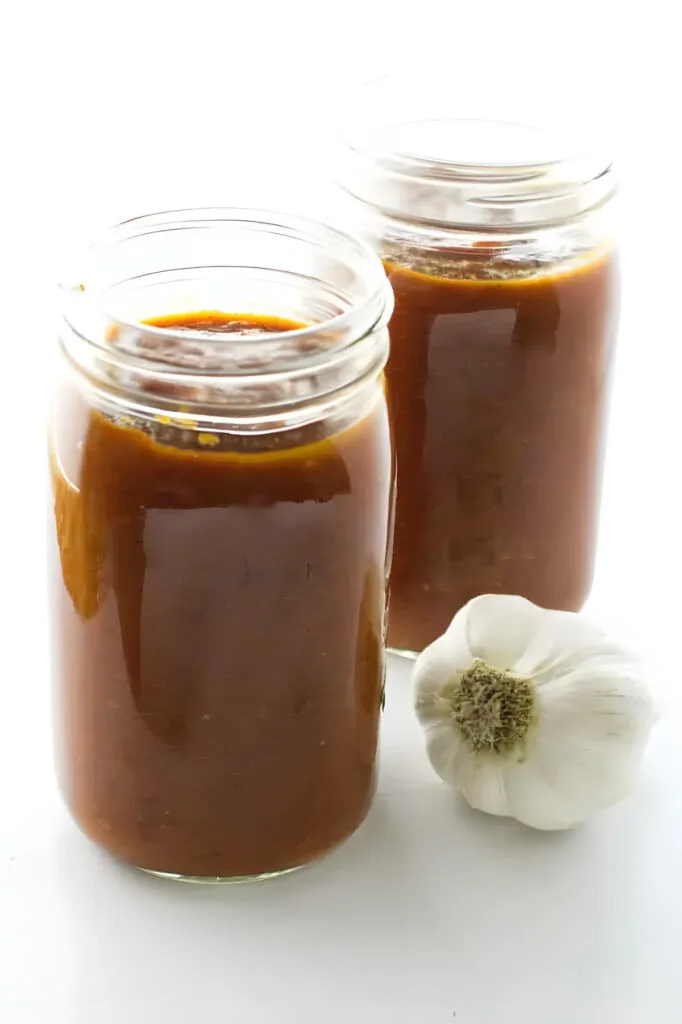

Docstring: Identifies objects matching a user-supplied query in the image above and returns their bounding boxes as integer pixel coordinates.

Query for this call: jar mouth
[59,208,393,426]
[338,77,616,229]
[61,208,391,374]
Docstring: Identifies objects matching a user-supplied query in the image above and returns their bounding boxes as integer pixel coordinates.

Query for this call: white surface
[1,2,681,1021]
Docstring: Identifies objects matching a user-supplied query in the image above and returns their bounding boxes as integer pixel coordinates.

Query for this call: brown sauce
[384,249,619,653]
[50,312,393,878]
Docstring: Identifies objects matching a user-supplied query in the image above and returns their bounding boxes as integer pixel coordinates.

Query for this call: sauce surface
[50,312,393,878]
[384,250,619,653]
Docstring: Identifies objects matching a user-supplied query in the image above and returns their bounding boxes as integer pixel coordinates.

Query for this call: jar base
[387,646,420,661]
[139,863,307,885]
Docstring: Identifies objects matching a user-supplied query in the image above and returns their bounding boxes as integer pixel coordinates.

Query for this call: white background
[1,2,681,1021]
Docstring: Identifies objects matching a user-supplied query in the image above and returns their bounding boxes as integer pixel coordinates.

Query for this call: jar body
[339,177,619,654]
[50,210,394,880]
[380,226,619,653]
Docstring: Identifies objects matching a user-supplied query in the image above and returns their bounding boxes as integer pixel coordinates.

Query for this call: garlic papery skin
[413,595,656,830]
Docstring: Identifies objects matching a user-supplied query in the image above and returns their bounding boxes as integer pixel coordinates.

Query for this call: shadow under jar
[50,209,394,881]
[336,79,620,656]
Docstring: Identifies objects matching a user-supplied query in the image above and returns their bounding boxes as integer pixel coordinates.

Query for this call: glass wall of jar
[335,78,620,657]
[50,209,394,881]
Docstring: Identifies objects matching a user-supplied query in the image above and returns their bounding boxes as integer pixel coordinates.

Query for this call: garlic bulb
[413,595,656,830]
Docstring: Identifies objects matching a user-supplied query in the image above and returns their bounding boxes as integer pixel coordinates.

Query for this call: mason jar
[50,209,394,881]
[335,78,620,656]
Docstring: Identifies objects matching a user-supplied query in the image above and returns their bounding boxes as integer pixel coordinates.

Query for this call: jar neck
[348,199,615,284]
[59,209,393,432]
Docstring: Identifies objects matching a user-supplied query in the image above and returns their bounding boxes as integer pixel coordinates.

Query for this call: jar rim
[337,76,617,230]
[61,207,391,367]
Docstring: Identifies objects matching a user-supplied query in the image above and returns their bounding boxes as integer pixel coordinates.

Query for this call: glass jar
[335,78,620,656]
[50,209,394,881]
